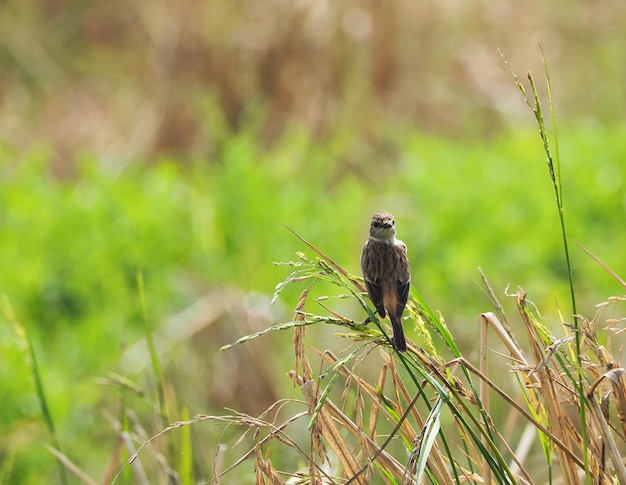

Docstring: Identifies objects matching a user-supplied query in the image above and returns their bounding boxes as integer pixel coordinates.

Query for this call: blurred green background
[1,1,626,483]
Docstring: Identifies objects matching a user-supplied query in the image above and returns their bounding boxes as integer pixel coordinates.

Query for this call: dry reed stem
[515,289,583,484]
[438,357,535,484]
[310,347,455,483]
[485,295,626,483]
[301,380,367,484]
[586,388,626,483]
[442,357,584,468]
[497,287,626,483]
[44,445,99,485]
[479,313,492,485]
[298,375,412,483]
[211,240,626,483]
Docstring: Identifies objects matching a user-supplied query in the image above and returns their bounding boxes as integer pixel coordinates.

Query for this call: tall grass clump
[208,240,626,483]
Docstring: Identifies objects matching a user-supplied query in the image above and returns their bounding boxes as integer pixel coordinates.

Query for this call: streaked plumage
[360,212,411,352]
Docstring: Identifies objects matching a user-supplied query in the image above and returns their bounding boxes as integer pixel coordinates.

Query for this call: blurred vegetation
[1,0,626,483]
[1,0,626,164]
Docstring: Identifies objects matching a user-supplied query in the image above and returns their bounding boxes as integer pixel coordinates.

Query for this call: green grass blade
[136,270,169,425]
[412,396,443,484]
[1,296,69,485]
[179,407,193,485]
[505,49,590,482]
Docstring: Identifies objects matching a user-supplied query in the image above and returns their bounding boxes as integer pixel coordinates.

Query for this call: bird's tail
[389,314,407,352]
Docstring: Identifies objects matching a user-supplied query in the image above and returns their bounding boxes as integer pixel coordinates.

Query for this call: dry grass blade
[444,357,584,470]
[481,312,540,388]
[585,390,626,483]
[300,376,412,484]
[481,246,626,482]
[478,267,509,329]
[100,436,126,485]
[114,412,310,483]
[515,290,583,484]
[380,352,454,484]
[301,380,365,484]
[44,445,99,485]
[439,359,535,484]
[216,231,626,483]
[221,410,315,479]
[307,343,451,482]
[314,349,419,440]
[352,383,373,481]
[607,367,626,439]
[508,288,626,483]
[479,314,492,485]
[120,432,149,485]
[575,241,626,290]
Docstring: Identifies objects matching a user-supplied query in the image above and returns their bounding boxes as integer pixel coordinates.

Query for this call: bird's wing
[364,279,386,318]
[396,280,410,316]
[394,240,411,315]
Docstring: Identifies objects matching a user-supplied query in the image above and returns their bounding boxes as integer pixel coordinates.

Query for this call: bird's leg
[361,309,380,326]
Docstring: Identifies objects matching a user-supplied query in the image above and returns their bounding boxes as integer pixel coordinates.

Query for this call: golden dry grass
[201,239,626,484]
[36,237,626,484]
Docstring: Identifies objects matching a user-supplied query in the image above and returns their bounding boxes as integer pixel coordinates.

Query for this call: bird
[360,212,411,352]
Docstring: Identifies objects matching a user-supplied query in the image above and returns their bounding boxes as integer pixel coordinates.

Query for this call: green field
[3,122,626,482]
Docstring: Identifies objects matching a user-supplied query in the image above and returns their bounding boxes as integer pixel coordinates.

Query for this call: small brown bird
[360,212,411,352]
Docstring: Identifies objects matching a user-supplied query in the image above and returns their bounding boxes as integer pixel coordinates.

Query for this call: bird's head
[369,212,396,242]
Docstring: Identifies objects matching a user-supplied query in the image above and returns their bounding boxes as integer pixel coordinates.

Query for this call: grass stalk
[504,49,590,481]
[136,269,169,427]
[1,296,69,485]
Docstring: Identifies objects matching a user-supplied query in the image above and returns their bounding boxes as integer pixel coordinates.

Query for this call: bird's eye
[372,221,381,228]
